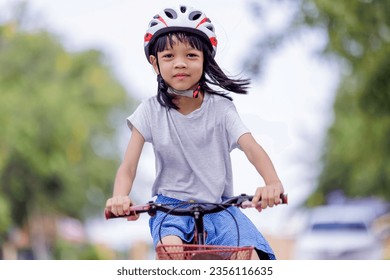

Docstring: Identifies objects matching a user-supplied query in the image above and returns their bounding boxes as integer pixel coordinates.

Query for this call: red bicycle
[105,193,288,260]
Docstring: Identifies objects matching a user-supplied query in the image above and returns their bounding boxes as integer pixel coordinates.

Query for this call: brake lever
[238,193,288,208]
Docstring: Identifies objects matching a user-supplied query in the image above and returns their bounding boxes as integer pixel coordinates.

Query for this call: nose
[174,57,187,68]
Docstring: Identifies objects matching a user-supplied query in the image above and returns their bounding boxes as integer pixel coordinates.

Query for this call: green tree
[0,16,134,257]
[246,0,390,205]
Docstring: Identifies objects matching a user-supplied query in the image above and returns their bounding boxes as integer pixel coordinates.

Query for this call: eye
[187,53,199,58]
[160,51,173,59]
[163,53,173,58]
[187,49,202,58]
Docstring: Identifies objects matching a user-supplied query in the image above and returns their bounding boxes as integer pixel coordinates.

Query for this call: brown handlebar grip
[104,208,115,219]
[280,193,288,204]
[104,204,151,220]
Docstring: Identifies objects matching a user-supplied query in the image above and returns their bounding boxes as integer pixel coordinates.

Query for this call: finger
[109,207,117,216]
[107,198,120,215]
[127,213,139,221]
[241,201,252,209]
[113,196,125,216]
[122,196,131,214]
[267,191,275,208]
[252,188,262,206]
[274,191,281,205]
[105,198,113,208]
[268,189,276,208]
[261,188,270,209]
[262,196,269,209]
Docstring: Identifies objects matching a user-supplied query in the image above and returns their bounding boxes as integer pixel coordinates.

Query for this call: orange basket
[156,244,254,260]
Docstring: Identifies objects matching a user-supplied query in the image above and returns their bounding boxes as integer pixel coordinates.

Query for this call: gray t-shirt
[127,93,250,203]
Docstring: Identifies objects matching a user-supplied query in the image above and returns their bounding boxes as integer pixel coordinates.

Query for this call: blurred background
[0,0,389,260]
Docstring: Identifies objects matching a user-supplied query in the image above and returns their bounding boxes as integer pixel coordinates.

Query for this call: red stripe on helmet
[210,37,217,47]
[144,33,153,42]
[157,16,168,27]
[195,17,209,29]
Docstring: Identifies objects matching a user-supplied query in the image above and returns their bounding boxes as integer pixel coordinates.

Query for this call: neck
[173,91,204,115]
[167,84,201,99]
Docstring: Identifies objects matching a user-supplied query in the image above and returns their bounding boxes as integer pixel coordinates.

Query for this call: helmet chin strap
[167,84,201,98]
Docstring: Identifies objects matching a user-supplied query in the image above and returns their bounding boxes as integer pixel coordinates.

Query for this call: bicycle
[105,193,288,260]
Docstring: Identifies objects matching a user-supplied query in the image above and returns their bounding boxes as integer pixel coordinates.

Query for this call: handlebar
[105,193,288,220]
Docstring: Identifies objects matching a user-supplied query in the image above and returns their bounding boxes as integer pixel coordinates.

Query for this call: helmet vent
[180,6,187,13]
[189,11,201,21]
[164,9,177,19]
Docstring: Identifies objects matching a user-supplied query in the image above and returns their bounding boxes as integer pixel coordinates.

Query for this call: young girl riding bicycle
[105,5,284,260]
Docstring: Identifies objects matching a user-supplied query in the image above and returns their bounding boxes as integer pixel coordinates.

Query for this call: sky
[0,0,340,248]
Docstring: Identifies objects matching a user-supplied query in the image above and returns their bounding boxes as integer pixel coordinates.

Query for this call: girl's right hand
[105,195,139,221]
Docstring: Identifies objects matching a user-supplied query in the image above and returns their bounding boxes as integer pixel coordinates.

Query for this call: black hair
[149,32,250,109]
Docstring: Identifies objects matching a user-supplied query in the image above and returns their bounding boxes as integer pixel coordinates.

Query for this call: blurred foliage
[0,9,133,242]
[0,195,11,242]
[52,239,114,260]
[247,0,390,205]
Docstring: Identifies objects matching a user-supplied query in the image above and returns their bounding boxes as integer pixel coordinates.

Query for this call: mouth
[174,73,189,78]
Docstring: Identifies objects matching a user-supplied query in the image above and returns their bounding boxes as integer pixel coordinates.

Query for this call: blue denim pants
[149,195,276,259]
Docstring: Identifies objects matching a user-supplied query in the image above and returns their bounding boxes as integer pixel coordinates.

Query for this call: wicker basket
[156,244,254,260]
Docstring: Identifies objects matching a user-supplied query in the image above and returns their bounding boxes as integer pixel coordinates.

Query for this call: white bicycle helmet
[144,5,217,62]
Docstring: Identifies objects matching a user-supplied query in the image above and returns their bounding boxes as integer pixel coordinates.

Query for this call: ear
[149,55,159,74]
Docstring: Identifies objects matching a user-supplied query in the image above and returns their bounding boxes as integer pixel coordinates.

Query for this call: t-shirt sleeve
[126,100,152,142]
[225,102,250,150]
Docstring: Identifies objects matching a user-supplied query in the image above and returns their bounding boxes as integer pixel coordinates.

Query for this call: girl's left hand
[252,182,284,212]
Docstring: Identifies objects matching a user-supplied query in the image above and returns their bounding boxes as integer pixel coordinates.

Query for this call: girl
[105,5,284,260]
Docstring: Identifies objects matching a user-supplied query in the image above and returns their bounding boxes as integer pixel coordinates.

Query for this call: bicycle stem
[193,208,206,245]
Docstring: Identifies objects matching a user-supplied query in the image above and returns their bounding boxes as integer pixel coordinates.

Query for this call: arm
[105,127,145,217]
[238,133,284,211]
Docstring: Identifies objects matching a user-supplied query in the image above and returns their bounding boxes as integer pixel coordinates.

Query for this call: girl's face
[150,36,204,92]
